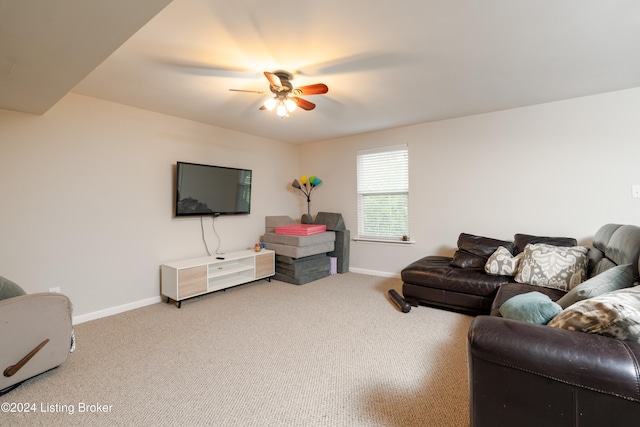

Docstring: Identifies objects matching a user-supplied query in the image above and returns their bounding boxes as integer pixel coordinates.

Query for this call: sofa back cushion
[592,224,624,252]
[588,224,640,282]
[450,233,515,269]
[514,233,577,254]
[606,225,640,281]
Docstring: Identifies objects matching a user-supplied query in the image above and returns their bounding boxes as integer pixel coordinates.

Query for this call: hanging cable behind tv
[212,214,222,254]
[201,214,223,256]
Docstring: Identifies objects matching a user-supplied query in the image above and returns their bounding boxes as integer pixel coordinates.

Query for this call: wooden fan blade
[292,97,316,111]
[263,71,282,89]
[229,89,266,94]
[293,84,328,96]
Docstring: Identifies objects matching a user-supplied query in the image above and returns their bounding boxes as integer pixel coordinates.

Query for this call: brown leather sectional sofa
[401,224,640,426]
[401,232,577,314]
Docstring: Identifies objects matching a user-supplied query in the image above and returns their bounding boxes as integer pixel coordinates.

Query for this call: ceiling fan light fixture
[231,70,326,117]
[276,101,287,117]
[285,98,297,112]
[264,97,277,111]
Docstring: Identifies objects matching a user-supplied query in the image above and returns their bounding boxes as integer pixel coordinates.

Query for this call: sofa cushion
[0,275,26,300]
[601,225,640,281]
[515,243,589,291]
[556,264,634,309]
[514,233,577,254]
[590,257,618,278]
[402,256,515,297]
[548,286,640,342]
[499,291,563,325]
[484,246,523,276]
[450,233,515,269]
[491,282,567,316]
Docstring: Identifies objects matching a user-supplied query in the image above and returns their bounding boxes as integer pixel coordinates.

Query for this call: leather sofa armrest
[468,316,640,401]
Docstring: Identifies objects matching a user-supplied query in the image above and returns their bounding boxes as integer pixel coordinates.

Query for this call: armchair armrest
[468,316,640,426]
[1,293,73,391]
[468,316,640,401]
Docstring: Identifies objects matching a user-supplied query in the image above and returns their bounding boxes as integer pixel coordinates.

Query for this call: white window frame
[356,144,410,243]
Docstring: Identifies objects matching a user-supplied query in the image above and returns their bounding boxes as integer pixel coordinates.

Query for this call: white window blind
[356,144,409,241]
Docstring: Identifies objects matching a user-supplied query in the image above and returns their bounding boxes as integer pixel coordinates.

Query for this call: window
[356,144,409,241]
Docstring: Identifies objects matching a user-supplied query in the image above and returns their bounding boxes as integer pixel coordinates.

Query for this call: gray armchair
[0,276,73,395]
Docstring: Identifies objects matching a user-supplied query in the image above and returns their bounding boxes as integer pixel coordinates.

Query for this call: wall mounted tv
[175,162,252,217]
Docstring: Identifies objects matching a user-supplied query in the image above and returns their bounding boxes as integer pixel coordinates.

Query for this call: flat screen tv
[175,162,252,217]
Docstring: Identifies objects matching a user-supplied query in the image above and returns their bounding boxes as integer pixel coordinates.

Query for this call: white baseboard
[73,296,162,325]
[72,270,399,324]
[349,267,400,279]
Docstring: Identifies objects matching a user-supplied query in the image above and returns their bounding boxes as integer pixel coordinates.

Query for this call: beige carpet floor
[2,273,473,426]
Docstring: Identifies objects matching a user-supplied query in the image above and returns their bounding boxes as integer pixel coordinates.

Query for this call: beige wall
[3,88,640,321]
[300,88,640,275]
[0,93,300,321]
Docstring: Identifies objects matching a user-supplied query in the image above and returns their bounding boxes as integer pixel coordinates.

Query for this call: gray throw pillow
[499,291,563,325]
[556,264,634,309]
[0,275,26,300]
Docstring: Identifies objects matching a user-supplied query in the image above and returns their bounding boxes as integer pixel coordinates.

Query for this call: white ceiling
[4,1,640,144]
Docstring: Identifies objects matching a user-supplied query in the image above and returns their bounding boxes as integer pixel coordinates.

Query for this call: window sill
[353,238,416,245]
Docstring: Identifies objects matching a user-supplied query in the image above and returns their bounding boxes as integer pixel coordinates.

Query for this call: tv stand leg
[165,297,183,308]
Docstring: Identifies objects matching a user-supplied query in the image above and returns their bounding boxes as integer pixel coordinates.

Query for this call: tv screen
[175,162,252,216]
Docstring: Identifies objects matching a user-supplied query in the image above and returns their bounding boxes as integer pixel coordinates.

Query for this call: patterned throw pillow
[514,243,588,291]
[485,246,523,276]
[548,286,640,343]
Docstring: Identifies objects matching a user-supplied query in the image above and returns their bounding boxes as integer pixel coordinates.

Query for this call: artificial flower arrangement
[292,175,322,223]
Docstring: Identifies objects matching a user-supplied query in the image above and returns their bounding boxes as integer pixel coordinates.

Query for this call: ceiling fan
[230,71,328,117]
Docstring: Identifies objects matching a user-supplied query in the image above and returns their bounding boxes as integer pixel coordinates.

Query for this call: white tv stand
[161,249,275,308]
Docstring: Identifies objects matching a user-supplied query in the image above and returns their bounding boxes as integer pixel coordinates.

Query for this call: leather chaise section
[401,256,515,297]
[401,255,516,313]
